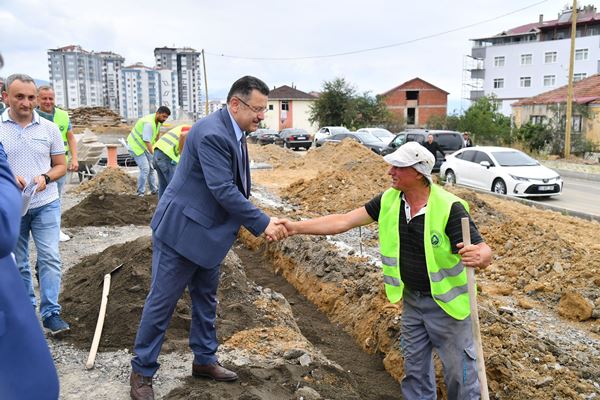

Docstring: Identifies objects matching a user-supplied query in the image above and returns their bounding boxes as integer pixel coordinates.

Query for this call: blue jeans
[130,151,158,195]
[15,199,63,320]
[56,175,66,199]
[132,237,220,377]
[152,149,177,198]
[400,289,480,400]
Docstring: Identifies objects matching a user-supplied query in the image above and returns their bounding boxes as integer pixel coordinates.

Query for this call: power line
[205,0,549,61]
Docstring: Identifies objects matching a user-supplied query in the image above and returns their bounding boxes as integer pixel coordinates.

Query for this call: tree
[459,96,511,145]
[348,93,391,129]
[309,78,356,127]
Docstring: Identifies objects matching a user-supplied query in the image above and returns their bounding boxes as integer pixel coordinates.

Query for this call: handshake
[264,217,296,242]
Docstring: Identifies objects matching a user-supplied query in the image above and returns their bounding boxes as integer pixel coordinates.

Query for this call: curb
[450,184,600,224]
[550,168,600,182]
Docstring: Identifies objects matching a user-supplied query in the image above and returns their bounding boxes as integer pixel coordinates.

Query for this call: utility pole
[565,1,578,158]
[202,49,209,117]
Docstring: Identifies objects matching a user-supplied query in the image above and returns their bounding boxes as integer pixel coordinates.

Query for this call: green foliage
[458,96,511,145]
[309,78,396,130]
[515,122,552,152]
[425,115,446,129]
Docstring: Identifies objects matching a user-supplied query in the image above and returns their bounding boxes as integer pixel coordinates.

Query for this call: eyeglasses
[235,96,268,114]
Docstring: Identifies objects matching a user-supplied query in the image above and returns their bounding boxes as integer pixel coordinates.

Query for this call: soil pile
[62,193,157,227]
[248,143,299,168]
[69,107,123,127]
[73,167,137,195]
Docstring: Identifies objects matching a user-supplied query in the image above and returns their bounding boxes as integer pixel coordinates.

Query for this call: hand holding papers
[21,181,39,216]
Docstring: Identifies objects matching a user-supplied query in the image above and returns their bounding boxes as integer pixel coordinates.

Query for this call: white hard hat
[383,141,435,183]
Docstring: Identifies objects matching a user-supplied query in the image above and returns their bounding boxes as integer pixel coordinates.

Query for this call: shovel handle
[86,273,111,370]
[461,217,490,400]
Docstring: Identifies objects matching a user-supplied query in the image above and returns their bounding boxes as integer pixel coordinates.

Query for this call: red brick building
[381,78,448,128]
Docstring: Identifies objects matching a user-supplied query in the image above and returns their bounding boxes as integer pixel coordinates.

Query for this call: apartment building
[154,47,202,119]
[468,5,600,115]
[48,45,105,109]
[97,52,125,112]
[119,63,177,121]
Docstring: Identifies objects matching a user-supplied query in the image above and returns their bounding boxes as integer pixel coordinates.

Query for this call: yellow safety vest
[127,114,162,156]
[378,184,472,320]
[153,125,190,163]
[53,108,70,157]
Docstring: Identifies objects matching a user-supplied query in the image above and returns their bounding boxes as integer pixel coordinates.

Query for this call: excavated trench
[233,243,400,400]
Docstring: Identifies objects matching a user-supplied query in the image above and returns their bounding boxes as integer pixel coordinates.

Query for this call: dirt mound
[248,143,299,168]
[62,193,157,227]
[60,236,190,352]
[72,167,137,195]
[69,106,122,127]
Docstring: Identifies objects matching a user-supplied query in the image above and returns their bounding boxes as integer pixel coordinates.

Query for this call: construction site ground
[39,138,600,399]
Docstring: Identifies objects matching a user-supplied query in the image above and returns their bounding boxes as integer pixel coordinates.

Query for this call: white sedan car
[440,146,563,197]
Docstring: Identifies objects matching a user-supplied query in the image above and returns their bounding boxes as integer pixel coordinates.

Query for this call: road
[529,175,600,217]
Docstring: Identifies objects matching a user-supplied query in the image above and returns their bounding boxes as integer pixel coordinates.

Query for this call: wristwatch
[42,173,51,184]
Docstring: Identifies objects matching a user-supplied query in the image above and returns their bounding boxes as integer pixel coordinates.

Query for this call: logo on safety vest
[431,230,443,248]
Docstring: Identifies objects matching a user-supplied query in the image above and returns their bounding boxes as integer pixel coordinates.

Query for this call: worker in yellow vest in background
[152,124,191,198]
[37,85,77,242]
[126,106,171,196]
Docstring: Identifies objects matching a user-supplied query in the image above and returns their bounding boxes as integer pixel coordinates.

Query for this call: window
[406,91,419,100]
[543,75,556,87]
[493,78,504,89]
[575,49,588,61]
[268,104,274,111]
[281,100,289,111]
[544,51,557,63]
[573,73,587,82]
[520,77,531,87]
[573,115,582,133]
[520,54,532,65]
[530,115,546,125]
[494,56,505,67]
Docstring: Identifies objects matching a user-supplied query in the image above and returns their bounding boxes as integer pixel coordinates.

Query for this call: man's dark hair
[227,76,269,103]
[156,106,171,115]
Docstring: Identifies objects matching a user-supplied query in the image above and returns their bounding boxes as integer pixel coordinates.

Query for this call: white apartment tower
[97,52,125,112]
[467,5,600,115]
[119,63,178,121]
[154,47,202,119]
[47,45,105,109]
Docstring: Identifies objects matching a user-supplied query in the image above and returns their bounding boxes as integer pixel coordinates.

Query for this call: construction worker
[126,106,171,196]
[37,85,77,242]
[278,141,492,400]
[152,124,191,198]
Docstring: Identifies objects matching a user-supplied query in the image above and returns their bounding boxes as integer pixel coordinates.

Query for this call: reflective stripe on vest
[127,114,161,156]
[153,125,187,163]
[378,184,472,320]
[53,108,70,157]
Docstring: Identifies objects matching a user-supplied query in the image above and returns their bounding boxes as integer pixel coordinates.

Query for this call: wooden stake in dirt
[86,273,111,370]
[461,217,490,399]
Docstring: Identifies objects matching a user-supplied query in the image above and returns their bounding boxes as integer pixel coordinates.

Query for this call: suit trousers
[131,236,221,377]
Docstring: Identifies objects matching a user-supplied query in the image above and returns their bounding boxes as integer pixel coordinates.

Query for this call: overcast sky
[0,0,575,112]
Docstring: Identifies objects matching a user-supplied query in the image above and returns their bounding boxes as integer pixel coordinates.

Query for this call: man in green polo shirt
[37,86,77,242]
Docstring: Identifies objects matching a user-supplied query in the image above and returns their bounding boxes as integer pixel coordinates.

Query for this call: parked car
[254,128,282,146]
[356,128,395,145]
[321,131,387,154]
[279,128,312,150]
[246,130,261,144]
[381,129,464,171]
[440,146,563,197]
[313,126,350,147]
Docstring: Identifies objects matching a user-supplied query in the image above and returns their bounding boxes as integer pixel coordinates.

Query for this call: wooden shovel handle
[86,273,111,370]
[461,217,490,400]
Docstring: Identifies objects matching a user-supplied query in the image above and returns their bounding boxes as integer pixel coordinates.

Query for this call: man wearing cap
[279,141,492,399]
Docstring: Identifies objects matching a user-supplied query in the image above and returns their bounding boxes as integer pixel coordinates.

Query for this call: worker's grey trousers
[400,289,480,400]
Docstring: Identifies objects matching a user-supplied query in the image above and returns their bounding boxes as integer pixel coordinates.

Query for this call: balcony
[470,90,485,101]
[470,69,485,79]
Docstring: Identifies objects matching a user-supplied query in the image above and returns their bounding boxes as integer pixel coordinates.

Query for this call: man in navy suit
[130,76,287,400]
[0,53,60,400]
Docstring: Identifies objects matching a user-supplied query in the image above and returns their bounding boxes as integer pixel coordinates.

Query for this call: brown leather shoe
[130,371,154,400]
[192,362,238,381]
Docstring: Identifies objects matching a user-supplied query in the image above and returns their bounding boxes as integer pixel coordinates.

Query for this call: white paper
[21,181,39,216]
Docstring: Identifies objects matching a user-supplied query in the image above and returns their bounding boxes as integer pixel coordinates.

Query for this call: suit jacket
[0,144,59,399]
[151,108,270,268]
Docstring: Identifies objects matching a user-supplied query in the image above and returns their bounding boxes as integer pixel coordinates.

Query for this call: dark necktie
[240,134,248,194]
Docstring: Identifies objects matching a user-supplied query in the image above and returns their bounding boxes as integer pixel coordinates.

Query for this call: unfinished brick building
[381,78,448,128]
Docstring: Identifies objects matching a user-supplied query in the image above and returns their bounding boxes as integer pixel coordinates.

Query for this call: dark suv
[381,130,464,171]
